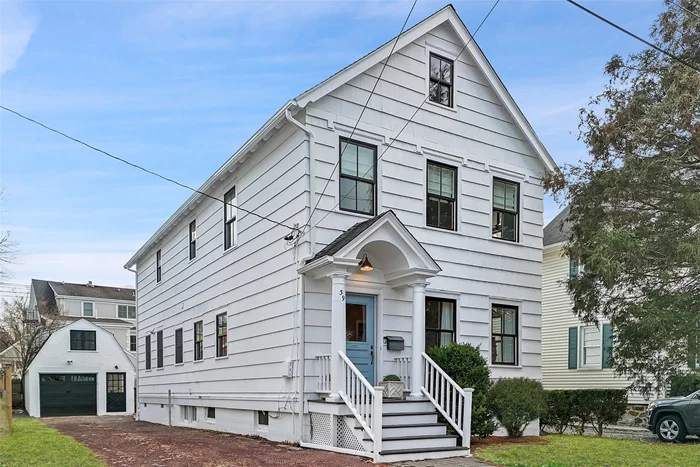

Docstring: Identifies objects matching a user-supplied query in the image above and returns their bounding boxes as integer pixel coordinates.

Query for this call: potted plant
[380,374,405,400]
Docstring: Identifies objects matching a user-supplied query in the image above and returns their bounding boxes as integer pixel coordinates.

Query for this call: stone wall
[618,404,648,427]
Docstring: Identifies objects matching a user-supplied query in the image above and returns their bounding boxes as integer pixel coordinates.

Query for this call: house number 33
[339,290,345,301]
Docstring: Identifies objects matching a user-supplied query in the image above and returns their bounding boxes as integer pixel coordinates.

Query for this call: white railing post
[372,385,384,461]
[462,388,473,448]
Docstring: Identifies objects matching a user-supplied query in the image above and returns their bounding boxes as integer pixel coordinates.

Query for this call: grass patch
[476,435,700,467]
[0,418,104,467]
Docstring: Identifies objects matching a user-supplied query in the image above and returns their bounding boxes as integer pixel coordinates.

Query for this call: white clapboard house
[125,5,556,462]
[24,279,136,417]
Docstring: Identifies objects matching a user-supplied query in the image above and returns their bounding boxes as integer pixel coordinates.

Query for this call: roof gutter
[124,99,299,269]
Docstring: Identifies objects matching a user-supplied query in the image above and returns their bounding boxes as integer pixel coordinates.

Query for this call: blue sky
[0,0,664,287]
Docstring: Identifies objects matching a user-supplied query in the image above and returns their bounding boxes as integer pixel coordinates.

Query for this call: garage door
[40,374,97,417]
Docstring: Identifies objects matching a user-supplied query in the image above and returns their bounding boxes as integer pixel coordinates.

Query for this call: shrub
[487,378,547,437]
[427,343,496,437]
[541,389,628,436]
[669,373,700,397]
[383,374,401,382]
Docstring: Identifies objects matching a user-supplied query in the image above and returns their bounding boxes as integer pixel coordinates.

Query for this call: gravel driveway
[43,416,378,467]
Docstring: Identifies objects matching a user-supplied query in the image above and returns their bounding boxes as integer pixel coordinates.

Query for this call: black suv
[647,389,700,442]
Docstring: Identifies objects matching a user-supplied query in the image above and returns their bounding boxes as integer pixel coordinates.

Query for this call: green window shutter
[569,258,579,278]
[602,323,613,369]
[568,327,578,369]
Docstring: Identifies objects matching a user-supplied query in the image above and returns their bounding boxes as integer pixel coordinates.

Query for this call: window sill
[214,356,228,360]
[156,367,164,371]
[188,256,200,266]
[174,363,184,367]
[423,225,465,236]
[193,359,205,364]
[144,369,152,373]
[577,366,603,371]
[425,98,458,114]
[489,364,522,369]
[336,209,375,220]
[489,237,525,247]
[68,350,98,353]
[222,245,239,257]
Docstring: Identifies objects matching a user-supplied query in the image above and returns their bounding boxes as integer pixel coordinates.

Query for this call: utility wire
[300,0,501,241]
[304,0,419,232]
[0,105,299,230]
[566,0,700,73]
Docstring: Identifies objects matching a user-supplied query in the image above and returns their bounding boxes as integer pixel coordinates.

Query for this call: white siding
[304,22,544,382]
[541,246,651,404]
[135,122,310,414]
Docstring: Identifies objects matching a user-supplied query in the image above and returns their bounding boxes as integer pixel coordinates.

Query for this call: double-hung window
[130,334,136,352]
[580,326,601,368]
[425,298,456,351]
[194,321,203,361]
[216,313,228,357]
[224,187,237,250]
[156,330,163,368]
[156,250,162,283]
[491,304,518,365]
[70,330,96,351]
[82,302,94,317]
[189,220,197,260]
[492,179,519,242]
[145,335,152,369]
[118,304,136,319]
[175,328,183,364]
[428,53,453,107]
[426,161,457,230]
[339,138,376,216]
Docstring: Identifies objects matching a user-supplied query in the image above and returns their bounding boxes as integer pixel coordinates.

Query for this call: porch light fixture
[359,254,373,272]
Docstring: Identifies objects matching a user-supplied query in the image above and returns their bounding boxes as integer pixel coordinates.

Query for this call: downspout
[125,266,139,420]
[284,108,315,441]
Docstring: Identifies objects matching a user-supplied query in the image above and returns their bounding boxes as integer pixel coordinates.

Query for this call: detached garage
[25,319,135,417]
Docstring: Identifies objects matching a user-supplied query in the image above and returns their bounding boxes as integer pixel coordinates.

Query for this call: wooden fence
[1,364,12,433]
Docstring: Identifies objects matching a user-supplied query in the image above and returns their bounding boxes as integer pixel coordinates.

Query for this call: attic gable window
[156,250,162,283]
[224,187,237,250]
[429,53,453,107]
[70,330,96,351]
[189,220,197,260]
[339,138,376,216]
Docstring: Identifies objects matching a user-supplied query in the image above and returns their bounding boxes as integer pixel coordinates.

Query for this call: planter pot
[380,381,405,399]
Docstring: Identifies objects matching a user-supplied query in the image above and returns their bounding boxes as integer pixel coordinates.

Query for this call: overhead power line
[565,0,700,73]
[0,105,298,230]
[300,0,501,240]
[306,0,419,230]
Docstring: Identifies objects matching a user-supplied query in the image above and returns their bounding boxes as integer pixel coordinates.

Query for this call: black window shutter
[568,327,578,369]
[602,323,613,369]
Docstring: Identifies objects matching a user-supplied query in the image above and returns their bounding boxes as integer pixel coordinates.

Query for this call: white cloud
[0,0,38,75]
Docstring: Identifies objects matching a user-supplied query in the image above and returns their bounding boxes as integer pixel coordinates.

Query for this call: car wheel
[656,415,687,442]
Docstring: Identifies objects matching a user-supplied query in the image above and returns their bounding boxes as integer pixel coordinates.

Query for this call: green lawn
[0,418,104,467]
[476,435,700,467]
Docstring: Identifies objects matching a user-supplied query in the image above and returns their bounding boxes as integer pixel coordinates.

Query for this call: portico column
[409,282,428,399]
[328,272,350,401]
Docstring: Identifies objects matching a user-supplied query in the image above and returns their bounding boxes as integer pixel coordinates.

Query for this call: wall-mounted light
[359,253,373,272]
[67,360,73,365]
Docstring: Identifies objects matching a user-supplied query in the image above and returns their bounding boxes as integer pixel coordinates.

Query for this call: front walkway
[43,416,377,467]
[393,458,496,467]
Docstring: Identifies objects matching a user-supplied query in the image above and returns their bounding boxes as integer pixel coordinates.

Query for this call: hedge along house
[541,208,666,425]
[125,5,556,462]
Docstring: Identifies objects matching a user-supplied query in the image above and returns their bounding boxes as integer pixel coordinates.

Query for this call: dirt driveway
[43,416,378,467]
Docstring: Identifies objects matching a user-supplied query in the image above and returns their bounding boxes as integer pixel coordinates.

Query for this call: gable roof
[125,4,557,269]
[32,279,135,310]
[543,206,572,247]
[309,211,392,263]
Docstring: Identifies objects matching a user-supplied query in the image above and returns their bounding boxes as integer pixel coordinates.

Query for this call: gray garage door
[39,373,97,417]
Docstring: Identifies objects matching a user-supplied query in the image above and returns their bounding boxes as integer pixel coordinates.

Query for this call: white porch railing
[421,352,473,448]
[316,354,331,394]
[338,351,383,458]
[394,356,411,392]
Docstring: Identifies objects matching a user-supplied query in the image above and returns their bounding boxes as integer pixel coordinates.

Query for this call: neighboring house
[125,6,556,462]
[22,279,137,417]
[0,343,21,376]
[542,208,662,424]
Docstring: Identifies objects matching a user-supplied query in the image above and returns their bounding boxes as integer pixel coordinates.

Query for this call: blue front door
[345,294,375,385]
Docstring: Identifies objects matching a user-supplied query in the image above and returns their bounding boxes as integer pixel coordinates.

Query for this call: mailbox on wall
[384,336,405,351]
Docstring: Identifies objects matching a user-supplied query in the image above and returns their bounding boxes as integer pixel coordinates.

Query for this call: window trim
[175,328,183,364]
[194,321,204,361]
[81,301,95,318]
[428,52,454,108]
[425,160,458,231]
[578,324,603,370]
[145,335,152,370]
[116,304,136,320]
[256,410,269,429]
[156,330,164,368]
[425,297,457,350]
[491,177,520,243]
[490,303,519,366]
[70,330,96,351]
[156,249,162,283]
[216,312,228,358]
[338,137,377,216]
[223,187,237,251]
[189,220,197,261]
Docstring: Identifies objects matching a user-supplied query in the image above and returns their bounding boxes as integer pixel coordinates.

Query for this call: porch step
[382,423,447,437]
[378,446,470,463]
[382,400,435,414]
[381,411,438,425]
[372,434,459,451]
